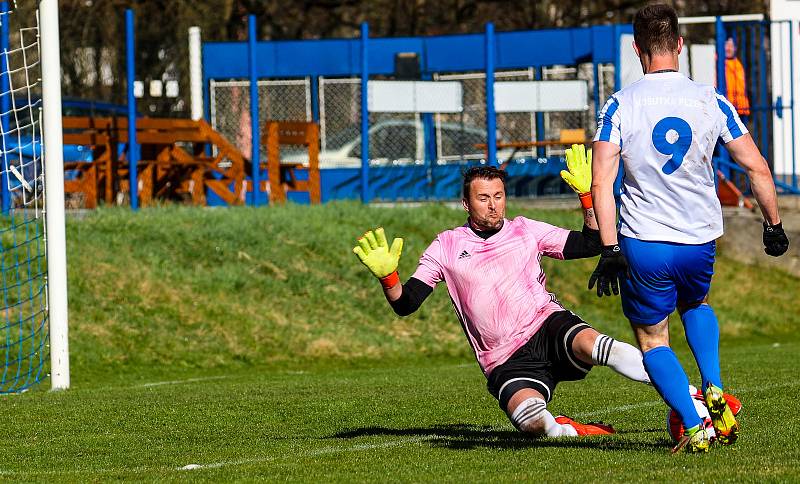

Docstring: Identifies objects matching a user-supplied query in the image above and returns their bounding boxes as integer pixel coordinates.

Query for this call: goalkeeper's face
[463,177,506,231]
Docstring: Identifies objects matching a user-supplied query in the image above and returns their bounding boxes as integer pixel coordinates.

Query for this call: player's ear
[676,36,684,55]
[462,197,470,213]
[632,40,641,57]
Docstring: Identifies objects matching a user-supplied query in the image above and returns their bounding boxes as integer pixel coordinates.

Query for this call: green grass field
[2,202,799,481]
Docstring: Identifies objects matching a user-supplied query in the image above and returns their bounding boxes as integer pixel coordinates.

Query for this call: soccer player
[590,4,790,453]
[353,147,652,438]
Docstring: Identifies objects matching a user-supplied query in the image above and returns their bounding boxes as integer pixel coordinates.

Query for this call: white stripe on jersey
[596,96,622,145]
[714,92,748,143]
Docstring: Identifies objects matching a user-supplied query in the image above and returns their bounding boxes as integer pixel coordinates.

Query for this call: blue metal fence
[199,16,798,205]
[714,19,798,194]
[202,23,627,205]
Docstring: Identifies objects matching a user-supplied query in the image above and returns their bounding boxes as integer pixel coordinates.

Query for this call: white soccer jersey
[593,71,748,244]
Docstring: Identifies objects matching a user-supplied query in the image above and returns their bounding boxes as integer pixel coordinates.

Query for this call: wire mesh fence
[210,78,311,162]
[436,70,536,162]
[318,77,360,164]
[211,68,602,170]
[540,64,595,156]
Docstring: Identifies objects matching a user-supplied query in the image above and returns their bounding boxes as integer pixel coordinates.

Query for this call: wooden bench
[261,121,321,204]
[62,117,248,207]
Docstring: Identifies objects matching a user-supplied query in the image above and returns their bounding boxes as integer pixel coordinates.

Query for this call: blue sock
[681,304,722,391]
[643,346,702,429]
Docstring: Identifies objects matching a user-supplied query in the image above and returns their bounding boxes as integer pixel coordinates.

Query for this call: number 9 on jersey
[652,117,692,175]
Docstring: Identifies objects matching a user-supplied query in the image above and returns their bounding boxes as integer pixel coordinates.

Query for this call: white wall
[770,1,800,177]
[619,33,690,89]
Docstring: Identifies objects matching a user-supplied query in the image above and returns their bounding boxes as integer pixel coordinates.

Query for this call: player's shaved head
[633,4,679,57]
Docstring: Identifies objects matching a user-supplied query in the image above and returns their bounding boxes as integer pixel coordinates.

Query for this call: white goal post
[0,0,69,393]
[40,0,69,390]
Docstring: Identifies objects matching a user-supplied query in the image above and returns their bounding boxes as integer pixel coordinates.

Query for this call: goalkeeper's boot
[705,383,740,445]
[554,416,615,436]
[671,421,713,454]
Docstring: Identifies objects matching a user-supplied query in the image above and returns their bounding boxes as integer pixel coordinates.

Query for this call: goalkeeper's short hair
[462,166,507,199]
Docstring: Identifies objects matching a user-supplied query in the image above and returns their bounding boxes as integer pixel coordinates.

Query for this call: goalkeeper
[353,146,652,438]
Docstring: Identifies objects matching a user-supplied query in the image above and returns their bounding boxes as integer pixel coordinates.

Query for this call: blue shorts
[618,235,716,325]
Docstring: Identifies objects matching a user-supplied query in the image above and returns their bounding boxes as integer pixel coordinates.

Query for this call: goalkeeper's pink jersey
[411,216,570,376]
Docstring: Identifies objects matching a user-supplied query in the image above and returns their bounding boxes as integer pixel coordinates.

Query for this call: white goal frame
[40,0,69,390]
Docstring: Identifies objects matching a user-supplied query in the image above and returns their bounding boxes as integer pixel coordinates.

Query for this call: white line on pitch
[0,436,439,477]
[139,375,230,388]
[574,400,662,418]
[574,380,800,419]
[179,435,438,471]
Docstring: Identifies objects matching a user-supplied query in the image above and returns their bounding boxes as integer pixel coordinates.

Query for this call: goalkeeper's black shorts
[486,310,594,411]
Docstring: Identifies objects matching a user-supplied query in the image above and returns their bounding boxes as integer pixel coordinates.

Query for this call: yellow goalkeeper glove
[561,143,593,209]
[353,227,403,289]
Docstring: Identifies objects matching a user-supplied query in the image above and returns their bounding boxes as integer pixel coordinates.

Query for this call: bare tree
[51,0,768,116]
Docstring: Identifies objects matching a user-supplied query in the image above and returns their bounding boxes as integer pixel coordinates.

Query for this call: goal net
[0,0,68,393]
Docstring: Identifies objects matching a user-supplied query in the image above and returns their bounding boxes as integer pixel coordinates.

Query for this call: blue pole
[202,74,212,159]
[485,22,496,166]
[715,17,727,96]
[534,67,545,159]
[248,15,260,206]
[789,20,797,190]
[758,23,769,157]
[310,76,319,122]
[125,9,138,211]
[202,74,211,123]
[739,27,746,83]
[423,113,436,164]
[360,22,369,203]
[714,17,732,179]
[613,24,621,91]
[421,70,435,198]
[612,26,624,202]
[0,2,10,215]
[593,62,601,120]
[201,35,211,157]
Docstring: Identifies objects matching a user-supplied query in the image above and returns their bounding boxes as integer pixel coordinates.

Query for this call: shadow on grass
[330,424,672,451]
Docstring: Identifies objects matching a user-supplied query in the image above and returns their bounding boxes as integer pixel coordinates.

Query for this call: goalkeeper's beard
[470,211,503,231]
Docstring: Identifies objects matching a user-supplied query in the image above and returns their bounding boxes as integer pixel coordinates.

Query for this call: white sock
[510,397,578,437]
[592,334,651,385]
[542,411,579,437]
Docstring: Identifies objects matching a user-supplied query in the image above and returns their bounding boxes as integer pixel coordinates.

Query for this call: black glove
[763,222,789,257]
[588,244,629,297]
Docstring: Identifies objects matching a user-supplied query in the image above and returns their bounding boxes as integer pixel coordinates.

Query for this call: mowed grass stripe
[1,341,798,481]
[64,202,799,385]
[0,436,439,477]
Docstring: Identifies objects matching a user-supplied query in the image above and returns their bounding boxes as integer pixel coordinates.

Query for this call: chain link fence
[318,77,423,168]
[210,79,311,162]
[598,63,616,109]
[210,67,608,169]
[319,77,359,164]
[435,70,535,162]
[540,64,595,156]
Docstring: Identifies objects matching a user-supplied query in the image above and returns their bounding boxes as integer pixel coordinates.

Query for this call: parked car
[283,119,510,168]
